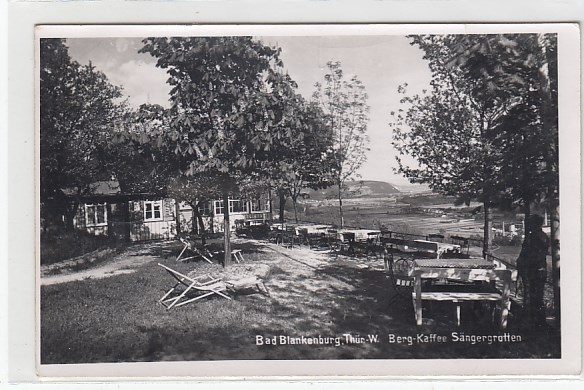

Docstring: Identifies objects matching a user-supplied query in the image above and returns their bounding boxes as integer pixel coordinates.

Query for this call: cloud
[115,38,130,53]
[113,60,170,108]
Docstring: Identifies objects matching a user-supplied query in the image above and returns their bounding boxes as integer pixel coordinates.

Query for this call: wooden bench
[411,268,515,329]
[415,290,504,327]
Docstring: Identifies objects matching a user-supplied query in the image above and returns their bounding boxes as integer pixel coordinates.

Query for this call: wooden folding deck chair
[176,237,214,264]
[158,263,231,309]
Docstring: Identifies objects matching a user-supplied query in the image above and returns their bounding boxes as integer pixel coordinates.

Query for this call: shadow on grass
[40,240,561,364]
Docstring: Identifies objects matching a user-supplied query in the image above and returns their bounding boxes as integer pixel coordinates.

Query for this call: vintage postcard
[35,24,581,378]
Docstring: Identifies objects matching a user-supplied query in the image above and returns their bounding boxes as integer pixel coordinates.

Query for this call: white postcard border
[3,0,583,386]
[33,22,581,380]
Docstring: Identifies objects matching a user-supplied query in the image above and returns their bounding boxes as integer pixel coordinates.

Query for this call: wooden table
[410,239,461,257]
[383,238,461,258]
[336,229,381,257]
[339,229,381,241]
[296,224,330,235]
[408,258,515,329]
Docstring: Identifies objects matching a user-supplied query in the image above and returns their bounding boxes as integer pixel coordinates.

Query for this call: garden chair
[176,237,214,264]
[158,263,231,309]
[384,249,415,305]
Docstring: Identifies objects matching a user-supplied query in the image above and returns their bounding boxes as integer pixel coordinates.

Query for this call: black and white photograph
[36,24,580,376]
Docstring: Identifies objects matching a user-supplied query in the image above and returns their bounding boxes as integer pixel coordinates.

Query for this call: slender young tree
[312,61,370,228]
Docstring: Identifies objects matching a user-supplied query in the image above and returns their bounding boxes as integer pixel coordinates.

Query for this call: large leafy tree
[391,34,555,257]
[446,33,559,323]
[138,36,303,266]
[312,61,370,228]
[40,38,125,230]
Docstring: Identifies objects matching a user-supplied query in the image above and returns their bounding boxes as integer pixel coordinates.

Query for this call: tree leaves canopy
[40,38,126,227]
[137,37,303,191]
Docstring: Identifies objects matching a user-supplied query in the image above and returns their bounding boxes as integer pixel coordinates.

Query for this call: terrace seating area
[174,220,522,330]
[265,222,384,259]
[259,220,521,329]
[262,221,467,262]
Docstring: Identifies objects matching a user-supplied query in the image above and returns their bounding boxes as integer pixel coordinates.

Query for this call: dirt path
[40,237,387,287]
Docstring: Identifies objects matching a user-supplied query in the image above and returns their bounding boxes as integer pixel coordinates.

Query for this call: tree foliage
[445,34,558,212]
[285,100,335,222]
[138,37,302,179]
[391,34,558,255]
[445,33,560,323]
[40,38,125,229]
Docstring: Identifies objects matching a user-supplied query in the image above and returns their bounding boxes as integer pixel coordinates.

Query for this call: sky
[66,35,432,187]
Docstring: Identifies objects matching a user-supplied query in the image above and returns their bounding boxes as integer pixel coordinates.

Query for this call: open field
[295,199,501,235]
[41,238,560,364]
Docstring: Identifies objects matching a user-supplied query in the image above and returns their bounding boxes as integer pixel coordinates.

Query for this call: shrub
[40,230,118,265]
[493,235,523,247]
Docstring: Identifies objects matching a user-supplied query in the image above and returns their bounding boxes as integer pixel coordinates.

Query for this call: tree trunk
[538,34,560,327]
[223,194,231,268]
[482,199,492,258]
[197,213,207,246]
[64,201,79,231]
[191,204,199,234]
[174,200,181,236]
[549,202,560,327]
[292,195,299,223]
[278,191,286,222]
[338,182,344,228]
[122,201,131,241]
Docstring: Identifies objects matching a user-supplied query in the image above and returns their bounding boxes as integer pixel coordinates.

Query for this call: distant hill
[393,183,431,194]
[398,193,458,206]
[302,180,400,201]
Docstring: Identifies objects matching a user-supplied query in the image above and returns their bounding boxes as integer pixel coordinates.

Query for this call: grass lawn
[40,239,561,364]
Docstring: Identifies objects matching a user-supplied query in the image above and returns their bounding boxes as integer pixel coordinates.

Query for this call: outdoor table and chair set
[384,242,517,330]
[269,222,385,259]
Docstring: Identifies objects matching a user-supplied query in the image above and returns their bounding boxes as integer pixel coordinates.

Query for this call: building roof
[62,180,121,196]
[88,181,122,196]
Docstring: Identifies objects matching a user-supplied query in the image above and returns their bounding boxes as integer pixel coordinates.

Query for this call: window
[214,200,224,215]
[85,204,107,227]
[229,199,244,213]
[249,199,262,212]
[144,200,163,221]
[214,199,250,214]
[198,201,210,216]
